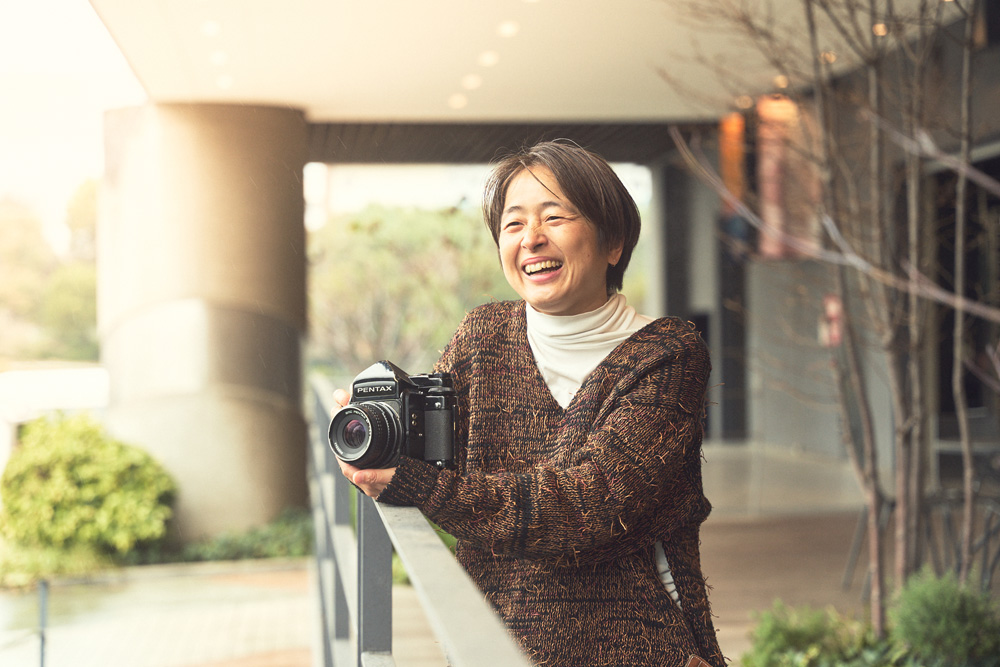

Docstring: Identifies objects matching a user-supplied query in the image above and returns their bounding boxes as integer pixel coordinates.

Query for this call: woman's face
[498,167,622,316]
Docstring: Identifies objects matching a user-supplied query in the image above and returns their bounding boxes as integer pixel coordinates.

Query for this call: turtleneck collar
[525,294,653,408]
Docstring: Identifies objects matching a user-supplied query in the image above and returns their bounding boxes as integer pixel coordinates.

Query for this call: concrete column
[99,103,309,541]
[649,156,739,439]
[647,160,693,319]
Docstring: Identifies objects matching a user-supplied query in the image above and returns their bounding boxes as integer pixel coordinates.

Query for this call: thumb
[353,469,376,486]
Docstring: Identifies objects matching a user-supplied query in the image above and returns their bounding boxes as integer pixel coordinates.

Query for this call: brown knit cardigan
[377,300,725,667]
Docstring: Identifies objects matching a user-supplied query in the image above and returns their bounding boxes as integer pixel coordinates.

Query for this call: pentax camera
[329,360,456,470]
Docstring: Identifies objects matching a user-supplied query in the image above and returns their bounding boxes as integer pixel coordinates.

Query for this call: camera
[329,360,456,470]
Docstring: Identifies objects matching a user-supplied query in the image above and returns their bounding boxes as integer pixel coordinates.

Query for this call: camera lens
[329,402,402,469]
[342,418,368,449]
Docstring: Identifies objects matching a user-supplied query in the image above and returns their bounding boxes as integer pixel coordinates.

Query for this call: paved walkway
[0,444,868,667]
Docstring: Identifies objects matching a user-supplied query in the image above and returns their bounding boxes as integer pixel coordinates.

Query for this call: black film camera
[329,360,456,470]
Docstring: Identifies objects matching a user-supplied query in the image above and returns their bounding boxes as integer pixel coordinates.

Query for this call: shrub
[178,508,314,562]
[0,413,176,557]
[743,572,1000,667]
[744,602,846,667]
[742,601,912,667]
[890,569,1000,667]
[0,541,114,588]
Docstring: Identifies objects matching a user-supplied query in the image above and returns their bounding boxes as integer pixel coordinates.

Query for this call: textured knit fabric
[377,300,724,667]
[525,296,681,605]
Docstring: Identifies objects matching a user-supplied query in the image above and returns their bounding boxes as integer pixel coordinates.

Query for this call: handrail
[307,374,533,667]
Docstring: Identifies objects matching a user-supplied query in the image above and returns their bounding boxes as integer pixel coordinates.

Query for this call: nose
[520,220,547,250]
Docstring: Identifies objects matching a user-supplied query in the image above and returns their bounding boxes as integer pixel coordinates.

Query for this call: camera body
[329,360,456,470]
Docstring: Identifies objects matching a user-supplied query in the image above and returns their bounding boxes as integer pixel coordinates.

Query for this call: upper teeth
[524,260,562,275]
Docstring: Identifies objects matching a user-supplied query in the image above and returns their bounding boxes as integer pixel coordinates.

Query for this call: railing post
[38,579,48,667]
[328,438,352,658]
[358,493,393,664]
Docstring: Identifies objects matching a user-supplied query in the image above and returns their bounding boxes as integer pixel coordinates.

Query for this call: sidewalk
[0,444,867,667]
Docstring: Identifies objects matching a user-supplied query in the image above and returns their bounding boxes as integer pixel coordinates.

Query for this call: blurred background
[2,1,999,666]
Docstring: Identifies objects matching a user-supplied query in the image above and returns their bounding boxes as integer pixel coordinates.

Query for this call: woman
[336,140,724,667]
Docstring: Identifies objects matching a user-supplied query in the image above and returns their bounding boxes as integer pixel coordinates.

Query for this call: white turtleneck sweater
[525,293,653,410]
[524,293,681,606]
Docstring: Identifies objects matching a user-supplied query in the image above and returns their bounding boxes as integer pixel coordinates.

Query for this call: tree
[34,180,100,360]
[36,261,99,361]
[0,197,56,359]
[64,178,98,262]
[0,181,100,362]
[308,204,516,379]
[669,0,1000,633]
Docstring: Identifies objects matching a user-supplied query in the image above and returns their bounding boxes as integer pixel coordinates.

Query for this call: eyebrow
[502,201,568,216]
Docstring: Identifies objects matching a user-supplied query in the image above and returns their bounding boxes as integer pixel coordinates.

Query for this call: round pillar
[99,103,308,541]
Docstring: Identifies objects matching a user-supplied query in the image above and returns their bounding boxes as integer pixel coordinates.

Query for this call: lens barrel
[329,402,403,469]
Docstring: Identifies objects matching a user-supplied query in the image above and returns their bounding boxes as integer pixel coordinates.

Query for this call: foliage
[742,602,904,667]
[0,184,99,362]
[890,570,1000,667]
[0,413,176,557]
[0,198,57,358]
[308,204,516,377]
[64,179,98,261]
[0,507,316,587]
[174,508,314,563]
[0,197,56,318]
[744,572,1000,667]
[34,180,100,360]
[35,261,99,360]
[0,541,114,589]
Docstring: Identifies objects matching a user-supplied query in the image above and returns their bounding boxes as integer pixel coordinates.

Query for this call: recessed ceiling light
[210,50,229,66]
[461,74,483,90]
[497,21,520,38]
[448,93,469,109]
[201,20,222,37]
[216,74,234,89]
[478,51,500,67]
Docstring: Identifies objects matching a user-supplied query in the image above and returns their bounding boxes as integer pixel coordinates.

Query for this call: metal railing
[307,375,533,667]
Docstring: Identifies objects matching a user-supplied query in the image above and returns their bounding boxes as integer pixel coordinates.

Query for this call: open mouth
[523,260,563,276]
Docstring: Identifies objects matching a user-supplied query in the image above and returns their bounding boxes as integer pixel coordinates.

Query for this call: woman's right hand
[332,388,351,411]
[330,388,397,498]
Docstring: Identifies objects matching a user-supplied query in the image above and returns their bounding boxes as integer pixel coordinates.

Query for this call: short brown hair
[483,140,641,293]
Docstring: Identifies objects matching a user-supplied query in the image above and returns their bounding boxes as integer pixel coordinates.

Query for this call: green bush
[890,569,1000,667]
[0,413,176,557]
[742,602,901,667]
[177,508,314,562]
[744,572,1000,667]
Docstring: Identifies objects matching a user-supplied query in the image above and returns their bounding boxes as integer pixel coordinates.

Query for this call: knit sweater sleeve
[377,313,712,565]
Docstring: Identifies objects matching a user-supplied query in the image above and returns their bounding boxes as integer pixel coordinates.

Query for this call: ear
[607,241,624,267]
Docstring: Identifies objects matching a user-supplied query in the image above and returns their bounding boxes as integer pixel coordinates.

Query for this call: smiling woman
[333,140,724,667]
[496,167,622,316]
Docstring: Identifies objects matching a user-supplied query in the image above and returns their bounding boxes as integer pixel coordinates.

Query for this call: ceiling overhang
[87,0,800,164]
[307,121,701,165]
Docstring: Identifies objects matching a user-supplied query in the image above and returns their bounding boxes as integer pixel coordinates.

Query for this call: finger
[332,388,351,409]
[337,459,359,480]
[352,467,395,498]
[352,468,385,487]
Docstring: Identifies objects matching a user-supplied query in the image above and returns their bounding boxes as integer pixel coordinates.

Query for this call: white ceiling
[88,0,782,124]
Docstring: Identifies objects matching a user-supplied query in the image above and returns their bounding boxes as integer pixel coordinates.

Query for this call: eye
[502,219,524,231]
